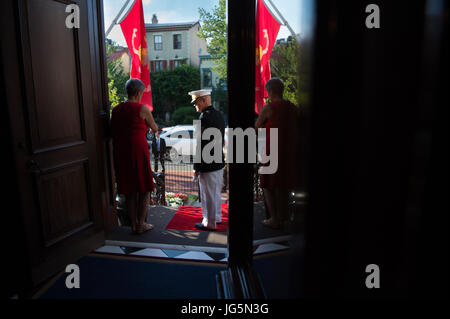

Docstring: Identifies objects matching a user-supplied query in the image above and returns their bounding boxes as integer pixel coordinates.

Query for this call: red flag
[255,0,281,114]
[120,0,153,111]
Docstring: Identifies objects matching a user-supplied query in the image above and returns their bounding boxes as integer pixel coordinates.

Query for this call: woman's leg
[126,193,138,232]
[275,189,289,223]
[137,192,153,232]
[262,188,281,228]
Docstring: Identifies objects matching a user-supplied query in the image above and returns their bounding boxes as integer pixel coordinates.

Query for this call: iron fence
[150,155,199,196]
[149,152,263,203]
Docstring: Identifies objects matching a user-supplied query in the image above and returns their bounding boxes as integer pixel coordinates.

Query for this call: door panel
[37,159,93,247]
[8,0,107,286]
[26,0,85,152]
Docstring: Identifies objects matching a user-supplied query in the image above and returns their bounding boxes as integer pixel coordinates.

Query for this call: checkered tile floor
[93,241,290,263]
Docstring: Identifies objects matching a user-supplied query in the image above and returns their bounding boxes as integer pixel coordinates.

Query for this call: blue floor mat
[254,251,304,299]
[39,256,223,299]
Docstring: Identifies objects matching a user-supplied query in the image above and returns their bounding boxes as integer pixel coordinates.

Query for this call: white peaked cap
[188,89,212,103]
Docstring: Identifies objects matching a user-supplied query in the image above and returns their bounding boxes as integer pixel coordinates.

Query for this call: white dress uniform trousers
[199,169,223,229]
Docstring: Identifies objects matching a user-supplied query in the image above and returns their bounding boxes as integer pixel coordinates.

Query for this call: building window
[155,60,165,72]
[173,34,182,49]
[170,59,186,69]
[174,60,183,68]
[202,68,212,87]
[154,35,162,51]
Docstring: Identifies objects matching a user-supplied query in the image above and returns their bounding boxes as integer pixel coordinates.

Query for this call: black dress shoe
[195,223,216,231]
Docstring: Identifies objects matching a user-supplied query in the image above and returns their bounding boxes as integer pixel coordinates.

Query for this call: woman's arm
[255,105,270,129]
[139,105,159,133]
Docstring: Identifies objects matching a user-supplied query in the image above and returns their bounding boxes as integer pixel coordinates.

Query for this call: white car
[160,125,196,159]
[160,125,229,161]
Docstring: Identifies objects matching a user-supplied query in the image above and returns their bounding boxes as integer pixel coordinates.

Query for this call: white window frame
[154,35,162,51]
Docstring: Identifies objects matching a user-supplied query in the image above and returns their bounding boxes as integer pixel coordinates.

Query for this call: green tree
[270,37,300,106]
[150,65,200,120]
[198,0,227,80]
[171,106,198,125]
[106,40,129,113]
[211,78,228,117]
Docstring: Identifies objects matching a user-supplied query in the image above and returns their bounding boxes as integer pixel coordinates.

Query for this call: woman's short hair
[126,78,145,98]
[265,78,284,97]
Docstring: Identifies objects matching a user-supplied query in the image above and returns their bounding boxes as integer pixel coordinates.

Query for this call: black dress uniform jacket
[194,105,226,173]
[151,136,166,156]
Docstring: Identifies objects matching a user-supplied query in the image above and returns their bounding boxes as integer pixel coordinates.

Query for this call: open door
[2,0,108,288]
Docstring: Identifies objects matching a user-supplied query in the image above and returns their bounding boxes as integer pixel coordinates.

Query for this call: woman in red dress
[255,78,298,229]
[111,79,159,234]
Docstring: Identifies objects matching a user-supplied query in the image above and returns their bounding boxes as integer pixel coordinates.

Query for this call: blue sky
[104,0,301,46]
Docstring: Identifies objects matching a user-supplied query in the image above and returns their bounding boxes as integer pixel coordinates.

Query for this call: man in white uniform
[189,89,225,231]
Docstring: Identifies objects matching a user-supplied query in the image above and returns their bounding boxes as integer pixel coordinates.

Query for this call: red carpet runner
[166,203,228,232]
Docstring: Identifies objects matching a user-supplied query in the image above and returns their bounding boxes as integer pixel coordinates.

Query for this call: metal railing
[149,153,264,204]
[150,156,199,196]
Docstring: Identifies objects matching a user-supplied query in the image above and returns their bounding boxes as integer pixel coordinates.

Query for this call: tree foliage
[150,65,200,120]
[198,0,227,80]
[171,106,198,125]
[105,40,129,111]
[211,78,228,118]
[270,37,300,106]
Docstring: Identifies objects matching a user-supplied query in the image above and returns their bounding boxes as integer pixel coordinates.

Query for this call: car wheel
[164,148,171,159]
[169,148,179,162]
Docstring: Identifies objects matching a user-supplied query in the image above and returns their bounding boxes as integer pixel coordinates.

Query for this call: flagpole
[105,0,133,37]
[264,0,297,39]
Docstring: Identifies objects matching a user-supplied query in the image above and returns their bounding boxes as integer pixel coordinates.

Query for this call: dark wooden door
[2,0,106,287]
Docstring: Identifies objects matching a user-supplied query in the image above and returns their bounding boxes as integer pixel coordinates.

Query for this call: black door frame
[216,0,266,298]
